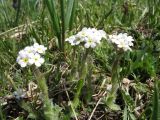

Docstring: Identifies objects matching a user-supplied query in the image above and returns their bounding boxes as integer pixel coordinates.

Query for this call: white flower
[17,56,29,68]
[33,43,47,54]
[65,35,78,46]
[23,46,36,58]
[99,30,107,39]
[108,33,134,51]
[117,39,131,51]
[17,43,46,68]
[24,46,34,53]
[18,50,27,58]
[65,27,107,48]
[77,29,87,38]
[29,53,44,67]
[84,38,96,48]
[74,35,86,45]
[17,50,30,67]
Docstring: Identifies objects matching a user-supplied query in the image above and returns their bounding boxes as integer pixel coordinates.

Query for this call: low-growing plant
[1,0,160,120]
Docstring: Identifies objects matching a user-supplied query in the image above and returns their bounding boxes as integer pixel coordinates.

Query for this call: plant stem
[106,51,122,110]
[34,68,53,120]
[72,49,89,108]
[79,49,89,79]
[63,83,78,120]
[34,68,49,99]
[110,54,121,96]
[69,47,77,81]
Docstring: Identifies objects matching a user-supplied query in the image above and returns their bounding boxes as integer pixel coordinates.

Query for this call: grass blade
[44,0,61,47]
[60,0,65,51]
[151,80,160,120]
[69,0,78,30]
[14,0,21,26]
[65,0,77,30]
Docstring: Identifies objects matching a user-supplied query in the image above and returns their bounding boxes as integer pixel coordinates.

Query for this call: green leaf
[105,95,121,111]
[0,104,5,120]
[123,106,128,120]
[69,0,78,30]
[44,0,61,40]
[123,106,136,120]
[28,113,37,119]
[129,113,136,120]
[108,103,121,111]
[133,82,149,93]
[65,0,77,30]
[44,102,63,120]
[151,80,160,120]
[72,79,84,108]
[15,117,24,120]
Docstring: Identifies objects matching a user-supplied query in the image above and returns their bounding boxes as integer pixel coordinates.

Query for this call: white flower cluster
[65,27,107,48]
[17,43,47,68]
[108,33,134,51]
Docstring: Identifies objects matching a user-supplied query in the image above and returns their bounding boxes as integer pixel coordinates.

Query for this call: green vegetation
[0,0,160,119]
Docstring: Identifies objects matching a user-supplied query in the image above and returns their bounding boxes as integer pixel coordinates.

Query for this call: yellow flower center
[38,48,42,51]
[23,58,28,63]
[35,58,38,61]
[88,39,93,43]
